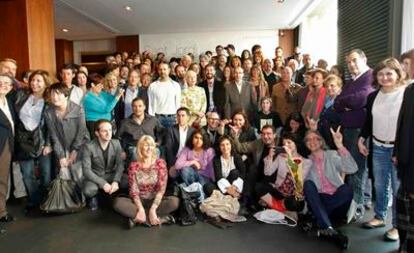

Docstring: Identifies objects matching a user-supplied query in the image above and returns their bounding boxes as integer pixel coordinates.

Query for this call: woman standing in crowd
[358,58,407,241]
[304,128,357,250]
[254,97,283,133]
[222,66,233,86]
[241,50,251,64]
[76,71,89,94]
[315,74,343,149]
[113,135,179,228]
[44,83,89,182]
[204,136,246,198]
[175,130,215,187]
[104,72,123,129]
[83,73,123,135]
[230,56,242,69]
[256,132,312,213]
[14,70,52,211]
[180,70,207,127]
[249,65,269,105]
[0,74,15,223]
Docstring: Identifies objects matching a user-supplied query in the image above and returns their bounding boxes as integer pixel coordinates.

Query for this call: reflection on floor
[0,202,398,253]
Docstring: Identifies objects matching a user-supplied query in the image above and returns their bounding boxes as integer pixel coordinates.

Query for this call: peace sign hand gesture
[330,126,344,149]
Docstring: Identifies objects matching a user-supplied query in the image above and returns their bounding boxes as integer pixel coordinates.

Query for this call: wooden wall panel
[55,39,74,71]
[0,0,30,77]
[278,29,295,58]
[116,35,139,54]
[26,0,56,76]
[0,0,56,77]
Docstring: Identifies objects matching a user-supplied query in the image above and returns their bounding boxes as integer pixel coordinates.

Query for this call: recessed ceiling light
[125,5,132,11]
[62,28,69,32]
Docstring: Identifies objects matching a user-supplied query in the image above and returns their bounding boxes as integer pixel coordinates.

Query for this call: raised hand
[306,116,319,131]
[330,126,343,149]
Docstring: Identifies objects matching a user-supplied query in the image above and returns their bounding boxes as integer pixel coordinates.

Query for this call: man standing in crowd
[262,59,280,96]
[60,64,84,105]
[0,58,27,202]
[148,62,181,128]
[334,49,375,220]
[82,120,125,210]
[199,64,226,117]
[173,64,187,89]
[116,97,164,162]
[296,54,314,86]
[215,55,227,82]
[271,66,302,124]
[0,75,16,232]
[224,66,257,121]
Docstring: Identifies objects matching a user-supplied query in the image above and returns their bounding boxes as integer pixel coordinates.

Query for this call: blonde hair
[323,74,343,89]
[104,72,118,91]
[137,135,157,161]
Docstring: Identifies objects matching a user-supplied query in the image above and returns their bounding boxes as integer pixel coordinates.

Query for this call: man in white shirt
[60,64,84,105]
[148,62,181,128]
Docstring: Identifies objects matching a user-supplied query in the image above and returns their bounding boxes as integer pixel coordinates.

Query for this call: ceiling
[54,0,322,40]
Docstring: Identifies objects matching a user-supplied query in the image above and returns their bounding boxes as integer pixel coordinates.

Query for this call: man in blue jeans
[334,49,375,220]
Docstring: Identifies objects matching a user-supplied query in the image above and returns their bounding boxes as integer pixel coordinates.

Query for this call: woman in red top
[113,135,179,228]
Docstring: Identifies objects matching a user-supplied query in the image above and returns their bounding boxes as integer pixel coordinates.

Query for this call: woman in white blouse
[204,136,246,199]
[14,70,53,211]
[358,58,407,241]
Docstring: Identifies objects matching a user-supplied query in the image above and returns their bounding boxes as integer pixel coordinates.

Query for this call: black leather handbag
[40,178,85,213]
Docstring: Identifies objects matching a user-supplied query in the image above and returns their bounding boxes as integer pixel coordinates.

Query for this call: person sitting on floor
[113,135,179,228]
[204,136,246,199]
[303,128,358,250]
[255,132,312,214]
[175,129,215,187]
[82,119,126,210]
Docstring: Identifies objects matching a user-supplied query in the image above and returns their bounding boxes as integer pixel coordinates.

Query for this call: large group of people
[0,44,414,252]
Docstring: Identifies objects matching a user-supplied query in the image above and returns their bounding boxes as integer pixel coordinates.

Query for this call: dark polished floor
[0,201,399,253]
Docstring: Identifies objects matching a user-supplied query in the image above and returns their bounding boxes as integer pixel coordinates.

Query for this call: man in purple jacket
[334,49,375,220]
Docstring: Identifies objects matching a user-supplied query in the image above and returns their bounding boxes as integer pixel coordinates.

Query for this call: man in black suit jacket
[199,64,226,117]
[0,74,16,225]
[82,119,125,210]
[164,108,195,174]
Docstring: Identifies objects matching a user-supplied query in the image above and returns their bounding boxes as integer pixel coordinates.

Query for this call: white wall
[299,0,337,66]
[401,0,414,53]
[73,39,116,64]
[140,30,278,60]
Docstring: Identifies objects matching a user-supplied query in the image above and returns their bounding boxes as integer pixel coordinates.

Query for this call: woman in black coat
[204,136,246,199]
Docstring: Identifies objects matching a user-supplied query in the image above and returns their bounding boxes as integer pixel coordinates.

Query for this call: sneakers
[317,227,349,250]
[88,197,98,211]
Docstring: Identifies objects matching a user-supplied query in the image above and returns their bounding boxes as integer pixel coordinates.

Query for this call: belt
[373,136,394,145]
[155,114,175,118]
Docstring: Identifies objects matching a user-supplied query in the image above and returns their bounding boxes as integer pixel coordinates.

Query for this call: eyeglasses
[208,118,220,121]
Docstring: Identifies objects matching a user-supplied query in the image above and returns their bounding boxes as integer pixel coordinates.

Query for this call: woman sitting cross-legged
[204,136,246,199]
[175,129,215,187]
[255,132,312,213]
[113,135,179,228]
[303,128,358,250]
